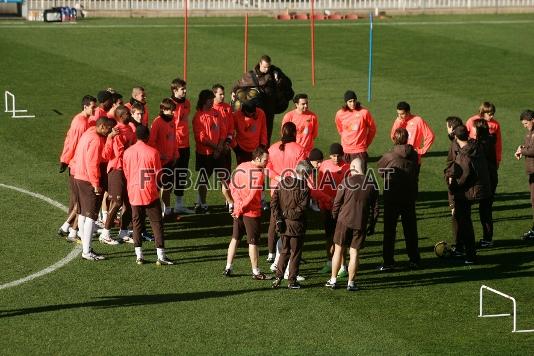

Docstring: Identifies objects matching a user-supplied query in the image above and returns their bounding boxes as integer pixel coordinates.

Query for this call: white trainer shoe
[82,251,105,261]
[99,235,119,245]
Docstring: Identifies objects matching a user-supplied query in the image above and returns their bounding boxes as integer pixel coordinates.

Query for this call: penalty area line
[0,183,81,291]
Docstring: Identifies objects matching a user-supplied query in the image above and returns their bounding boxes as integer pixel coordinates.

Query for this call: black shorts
[75,179,101,221]
[232,215,261,245]
[333,221,365,249]
[195,152,215,177]
[107,169,126,204]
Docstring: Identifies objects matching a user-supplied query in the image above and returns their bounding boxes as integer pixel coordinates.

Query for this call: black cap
[329,143,344,155]
[344,90,357,102]
[136,125,150,140]
[308,148,324,162]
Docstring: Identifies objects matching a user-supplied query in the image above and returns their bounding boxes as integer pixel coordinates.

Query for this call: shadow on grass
[0,288,267,319]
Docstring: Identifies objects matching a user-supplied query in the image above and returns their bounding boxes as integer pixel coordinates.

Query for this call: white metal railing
[26,0,534,11]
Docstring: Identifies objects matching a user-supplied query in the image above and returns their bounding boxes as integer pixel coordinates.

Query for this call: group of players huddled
[58,54,533,291]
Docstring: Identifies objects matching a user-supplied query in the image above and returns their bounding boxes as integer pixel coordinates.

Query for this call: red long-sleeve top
[60,112,90,166]
[102,122,137,172]
[193,108,225,155]
[390,114,435,161]
[266,141,306,191]
[335,107,376,154]
[233,108,268,152]
[123,140,162,206]
[72,127,107,188]
[172,98,191,149]
[230,161,265,218]
[149,116,178,166]
[282,109,319,155]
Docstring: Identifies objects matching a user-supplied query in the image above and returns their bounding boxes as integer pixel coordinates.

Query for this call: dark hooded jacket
[377,144,419,203]
[520,127,534,175]
[445,139,491,202]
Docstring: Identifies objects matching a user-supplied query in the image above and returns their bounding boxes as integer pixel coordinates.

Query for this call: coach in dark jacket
[446,125,490,263]
[377,128,420,270]
[271,160,312,289]
[326,158,378,291]
[514,110,534,240]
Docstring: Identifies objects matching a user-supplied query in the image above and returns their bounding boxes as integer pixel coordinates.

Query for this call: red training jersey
[282,109,318,155]
[102,121,137,172]
[233,108,268,152]
[230,161,265,218]
[123,140,162,206]
[213,101,234,142]
[335,107,376,154]
[193,108,225,155]
[390,114,435,161]
[72,127,107,188]
[172,98,191,149]
[266,141,306,191]
[60,112,90,166]
[149,116,178,166]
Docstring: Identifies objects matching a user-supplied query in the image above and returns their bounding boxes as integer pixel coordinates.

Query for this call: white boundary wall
[26,0,534,12]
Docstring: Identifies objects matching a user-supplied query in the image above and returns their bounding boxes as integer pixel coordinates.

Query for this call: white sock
[228,203,233,210]
[102,211,108,223]
[82,217,94,255]
[339,265,347,273]
[135,247,143,259]
[348,280,355,287]
[225,263,232,270]
[268,252,275,259]
[68,228,77,238]
[252,267,261,275]
[101,228,110,238]
[156,248,165,260]
[78,215,86,238]
[329,277,337,284]
[61,222,70,232]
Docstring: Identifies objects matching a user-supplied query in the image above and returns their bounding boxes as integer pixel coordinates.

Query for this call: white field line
[0,183,81,291]
[0,19,533,29]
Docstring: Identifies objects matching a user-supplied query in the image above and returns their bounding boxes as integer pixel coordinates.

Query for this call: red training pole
[310,0,316,86]
[244,13,249,73]
[183,0,188,81]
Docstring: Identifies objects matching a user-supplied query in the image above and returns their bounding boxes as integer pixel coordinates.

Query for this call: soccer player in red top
[282,93,318,155]
[123,125,174,265]
[170,78,194,214]
[193,89,226,214]
[335,90,376,171]
[149,98,178,217]
[224,147,270,280]
[71,117,114,261]
[389,101,435,165]
[125,87,149,127]
[58,95,97,241]
[266,122,306,262]
[99,105,137,245]
[232,101,268,164]
[212,84,234,178]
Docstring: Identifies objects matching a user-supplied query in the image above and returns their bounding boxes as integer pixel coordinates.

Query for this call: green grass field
[1,14,534,354]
